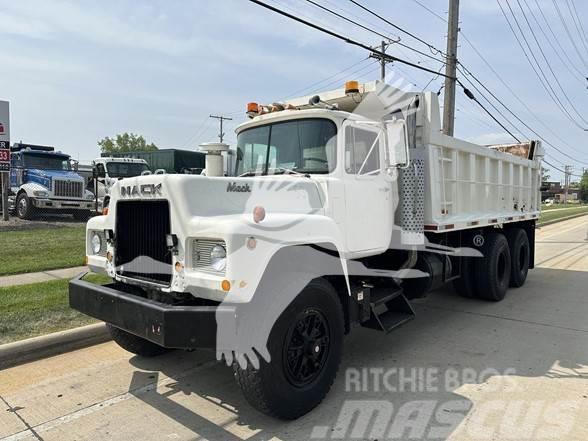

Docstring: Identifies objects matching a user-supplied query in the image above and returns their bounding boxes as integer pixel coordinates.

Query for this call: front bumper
[33,198,94,210]
[69,273,234,349]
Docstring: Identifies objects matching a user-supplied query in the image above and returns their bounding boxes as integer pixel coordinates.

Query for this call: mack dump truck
[69,81,543,419]
[9,143,95,219]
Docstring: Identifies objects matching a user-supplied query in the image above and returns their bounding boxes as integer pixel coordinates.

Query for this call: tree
[541,167,550,182]
[579,170,588,202]
[98,133,158,153]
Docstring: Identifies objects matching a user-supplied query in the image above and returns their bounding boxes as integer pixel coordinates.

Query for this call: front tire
[473,232,511,301]
[107,324,169,357]
[233,278,344,420]
[506,228,530,288]
[16,193,35,220]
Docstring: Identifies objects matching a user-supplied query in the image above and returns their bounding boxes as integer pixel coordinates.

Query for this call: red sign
[0,122,4,134]
[0,150,8,161]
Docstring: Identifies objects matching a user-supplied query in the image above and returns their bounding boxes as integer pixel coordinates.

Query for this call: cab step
[360,286,415,333]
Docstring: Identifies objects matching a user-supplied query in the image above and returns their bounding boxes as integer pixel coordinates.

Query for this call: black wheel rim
[283,309,330,388]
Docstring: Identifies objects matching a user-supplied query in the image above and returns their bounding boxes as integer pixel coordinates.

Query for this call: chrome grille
[54,179,83,198]
[192,239,226,274]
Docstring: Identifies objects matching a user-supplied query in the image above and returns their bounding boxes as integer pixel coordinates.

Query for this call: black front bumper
[69,273,232,350]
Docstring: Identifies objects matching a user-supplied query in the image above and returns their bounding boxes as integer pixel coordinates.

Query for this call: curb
[537,211,588,228]
[0,323,111,370]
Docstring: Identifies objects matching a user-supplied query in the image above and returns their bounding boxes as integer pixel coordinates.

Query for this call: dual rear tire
[454,228,529,301]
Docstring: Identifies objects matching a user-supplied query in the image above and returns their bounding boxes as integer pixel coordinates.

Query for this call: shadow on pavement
[126,267,587,440]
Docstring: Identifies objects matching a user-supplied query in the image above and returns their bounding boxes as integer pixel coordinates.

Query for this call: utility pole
[369,40,390,81]
[564,165,572,204]
[209,115,233,143]
[442,0,460,136]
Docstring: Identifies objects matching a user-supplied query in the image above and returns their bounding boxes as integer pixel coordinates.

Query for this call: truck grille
[115,200,172,285]
[54,180,83,198]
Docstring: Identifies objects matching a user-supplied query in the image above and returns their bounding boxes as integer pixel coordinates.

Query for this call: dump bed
[288,80,543,233]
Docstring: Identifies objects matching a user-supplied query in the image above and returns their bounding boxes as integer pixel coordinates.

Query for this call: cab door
[342,121,394,253]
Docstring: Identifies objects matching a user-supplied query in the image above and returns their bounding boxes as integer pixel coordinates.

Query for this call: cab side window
[344,126,380,175]
[96,163,106,178]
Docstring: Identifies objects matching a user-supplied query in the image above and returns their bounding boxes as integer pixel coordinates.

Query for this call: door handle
[379,187,390,193]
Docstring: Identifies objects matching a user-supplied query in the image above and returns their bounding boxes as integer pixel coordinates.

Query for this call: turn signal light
[221,279,231,292]
[106,251,113,263]
[102,207,109,216]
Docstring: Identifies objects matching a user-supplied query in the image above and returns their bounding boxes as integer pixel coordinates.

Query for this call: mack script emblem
[226,182,251,192]
[120,183,162,197]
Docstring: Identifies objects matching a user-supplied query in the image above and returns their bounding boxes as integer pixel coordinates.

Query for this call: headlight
[91,232,102,254]
[85,192,95,200]
[210,244,227,271]
[33,190,49,198]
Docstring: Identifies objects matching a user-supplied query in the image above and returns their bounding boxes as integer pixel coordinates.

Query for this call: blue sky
[2,0,588,181]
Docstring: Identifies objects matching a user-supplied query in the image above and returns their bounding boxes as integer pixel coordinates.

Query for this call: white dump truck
[70,80,543,419]
[90,157,149,213]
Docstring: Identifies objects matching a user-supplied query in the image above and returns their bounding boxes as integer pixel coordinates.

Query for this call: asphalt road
[1,216,587,441]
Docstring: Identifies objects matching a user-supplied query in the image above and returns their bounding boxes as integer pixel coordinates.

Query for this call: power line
[303,0,446,65]
[497,0,588,130]
[551,0,588,69]
[532,0,586,79]
[458,64,588,165]
[511,0,588,125]
[347,0,446,57]
[247,0,456,80]
[564,0,588,60]
[569,0,588,53]
[520,0,586,84]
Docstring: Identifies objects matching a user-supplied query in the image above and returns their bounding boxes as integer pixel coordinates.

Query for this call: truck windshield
[106,162,149,178]
[235,118,337,176]
[22,153,71,170]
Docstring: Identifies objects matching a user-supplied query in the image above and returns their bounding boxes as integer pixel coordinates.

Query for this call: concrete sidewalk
[0,266,87,288]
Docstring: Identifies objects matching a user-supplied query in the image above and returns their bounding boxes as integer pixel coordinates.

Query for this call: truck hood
[25,169,84,189]
[112,174,326,218]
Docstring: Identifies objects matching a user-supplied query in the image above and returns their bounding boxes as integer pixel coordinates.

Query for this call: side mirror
[385,119,410,169]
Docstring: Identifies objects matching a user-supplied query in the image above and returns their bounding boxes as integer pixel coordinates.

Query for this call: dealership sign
[0,101,9,172]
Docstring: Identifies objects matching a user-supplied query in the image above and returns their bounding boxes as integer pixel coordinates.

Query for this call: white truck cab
[71,80,542,419]
[91,157,149,212]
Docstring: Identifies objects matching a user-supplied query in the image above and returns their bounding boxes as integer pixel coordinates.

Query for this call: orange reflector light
[174,261,184,272]
[221,279,231,292]
[247,102,259,113]
[106,251,113,262]
[345,80,359,95]
[253,206,266,223]
[102,207,109,216]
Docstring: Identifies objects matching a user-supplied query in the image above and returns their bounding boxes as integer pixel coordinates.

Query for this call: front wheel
[16,193,35,220]
[233,278,344,420]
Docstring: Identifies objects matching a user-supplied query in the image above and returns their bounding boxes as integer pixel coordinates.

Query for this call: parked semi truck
[9,143,94,219]
[70,81,543,419]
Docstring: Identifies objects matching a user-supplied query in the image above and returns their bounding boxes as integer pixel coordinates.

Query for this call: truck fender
[215,242,349,369]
